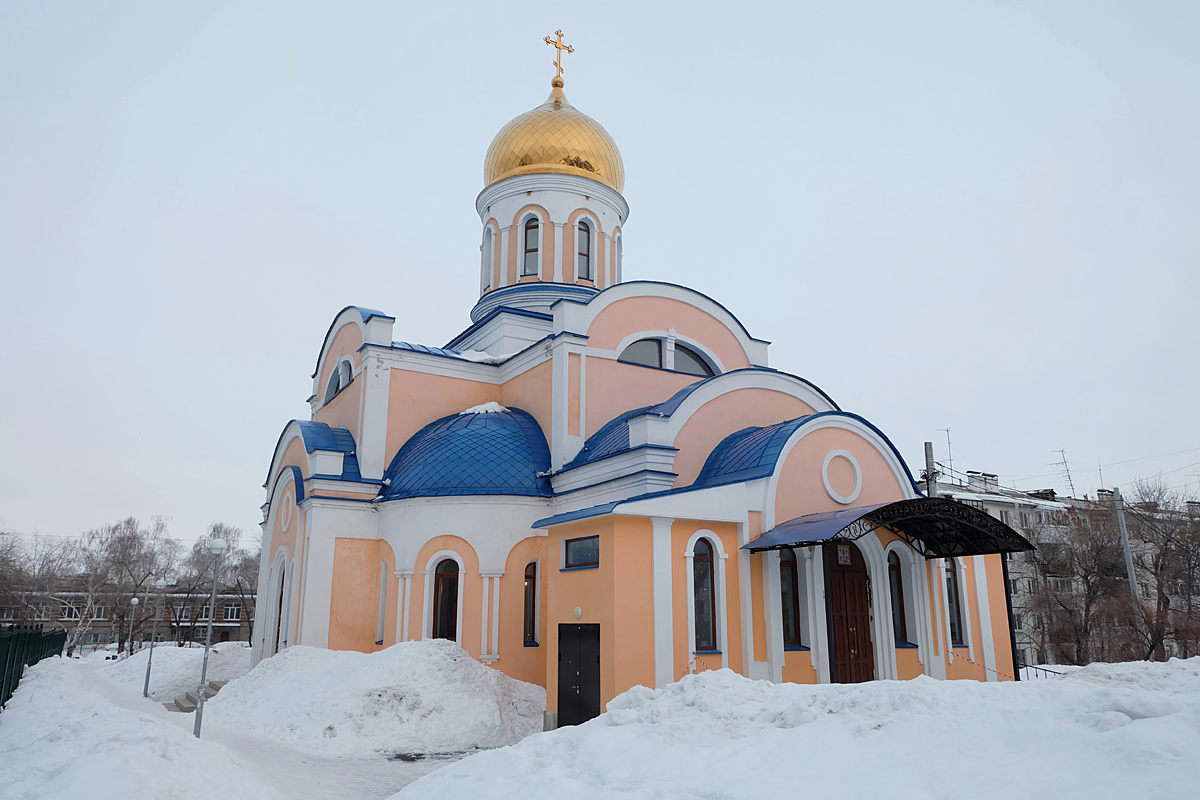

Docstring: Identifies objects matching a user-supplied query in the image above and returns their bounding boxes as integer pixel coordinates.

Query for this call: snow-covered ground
[4,649,1197,800]
[103,641,253,701]
[397,658,1200,800]
[204,640,546,757]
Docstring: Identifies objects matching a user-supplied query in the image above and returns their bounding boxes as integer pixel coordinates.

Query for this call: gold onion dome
[484,78,625,193]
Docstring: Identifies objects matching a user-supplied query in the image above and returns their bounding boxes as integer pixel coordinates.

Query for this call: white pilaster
[973,556,998,680]
[395,570,412,643]
[651,516,674,688]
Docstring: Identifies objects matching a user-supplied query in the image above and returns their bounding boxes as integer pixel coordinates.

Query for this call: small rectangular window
[564,535,600,569]
[224,604,242,621]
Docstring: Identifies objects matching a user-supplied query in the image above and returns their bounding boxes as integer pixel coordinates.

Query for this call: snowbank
[0,658,272,800]
[205,640,546,758]
[104,642,253,701]
[396,658,1200,799]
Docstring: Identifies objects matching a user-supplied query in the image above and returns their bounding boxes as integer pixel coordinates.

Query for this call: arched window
[780,549,801,647]
[481,227,493,291]
[888,552,907,643]
[432,558,459,641]
[577,220,592,281]
[523,562,537,645]
[522,217,539,276]
[615,234,623,282]
[673,343,715,377]
[617,339,662,368]
[693,539,717,651]
[323,360,352,404]
[946,560,964,645]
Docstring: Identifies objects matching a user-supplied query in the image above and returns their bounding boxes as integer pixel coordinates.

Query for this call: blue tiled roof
[395,341,464,359]
[295,421,362,481]
[693,418,813,488]
[380,408,552,500]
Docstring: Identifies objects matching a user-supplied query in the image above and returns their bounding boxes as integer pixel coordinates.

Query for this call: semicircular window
[617,338,662,369]
[673,343,715,377]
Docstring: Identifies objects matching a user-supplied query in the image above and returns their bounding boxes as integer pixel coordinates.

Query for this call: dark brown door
[827,542,875,683]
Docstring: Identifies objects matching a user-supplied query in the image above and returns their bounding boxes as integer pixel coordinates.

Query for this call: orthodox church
[254,35,1032,728]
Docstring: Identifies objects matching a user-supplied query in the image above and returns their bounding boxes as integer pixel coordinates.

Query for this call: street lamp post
[127,596,139,658]
[143,578,167,698]
[193,538,228,738]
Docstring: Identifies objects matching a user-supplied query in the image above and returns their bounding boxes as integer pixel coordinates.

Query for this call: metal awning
[743,497,1035,559]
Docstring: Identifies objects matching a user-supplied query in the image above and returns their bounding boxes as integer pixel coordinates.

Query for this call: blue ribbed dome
[379,407,551,500]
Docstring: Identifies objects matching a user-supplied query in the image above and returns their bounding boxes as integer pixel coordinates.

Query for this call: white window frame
[574,215,598,282]
[422,550,465,648]
[481,225,495,292]
[520,214,542,278]
[223,603,241,621]
[684,530,729,669]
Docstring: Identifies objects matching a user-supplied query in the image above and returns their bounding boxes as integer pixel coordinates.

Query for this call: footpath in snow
[0,640,543,800]
[397,658,1200,800]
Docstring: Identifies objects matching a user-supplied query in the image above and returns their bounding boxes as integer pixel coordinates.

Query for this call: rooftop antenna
[1098,457,1105,490]
[1054,449,1076,497]
[936,428,953,482]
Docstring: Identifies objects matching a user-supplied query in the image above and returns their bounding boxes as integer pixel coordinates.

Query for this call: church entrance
[826,541,875,683]
[557,624,601,726]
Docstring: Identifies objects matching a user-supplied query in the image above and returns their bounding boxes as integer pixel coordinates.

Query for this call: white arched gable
[661,370,839,447]
[262,463,303,556]
[762,415,920,531]
[262,421,312,506]
[309,306,394,403]
[421,549,466,649]
[554,281,770,367]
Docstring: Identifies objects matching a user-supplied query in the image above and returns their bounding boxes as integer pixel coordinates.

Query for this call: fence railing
[1,625,67,710]
[1020,664,1064,680]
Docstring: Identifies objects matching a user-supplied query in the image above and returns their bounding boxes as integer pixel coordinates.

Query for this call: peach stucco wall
[585,296,753,372]
[407,535,483,658]
[671,388,819,487]
[782,649,818,684]
[583,358,697,440]
[498,537,549,688]
[316,323,363,403]
[671,520,741,679]
[568,353,581,437]
[385,370,495,469]
[895,647,923,680]
[314,371,362,437]
[328,538,398,653]
[774,427,907,525]
[985,554,1017,680]
[499,361,553,439]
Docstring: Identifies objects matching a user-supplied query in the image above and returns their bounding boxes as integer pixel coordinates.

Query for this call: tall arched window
[432,559,459,641]
[946,560,964,645]
[522,218,539,276]
[523,561,537,645]
[577,220,592,281]
[780,549,801,646]
[888,552,908,643]
[693,539,717,651]
[481,227,493,291]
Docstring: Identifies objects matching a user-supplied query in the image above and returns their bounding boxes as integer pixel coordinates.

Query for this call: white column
[651,516,674,688]
[717,552,730,670]
[809,549,832,683]
[297,512,334,649]
[553,222,564,282]
[395,570,412,643]
[480,575,491,656]
[973,556,997,680]
[490,574,501,662]
[737,520,754,676]
[762,550,784,683]
[499,226,510,287]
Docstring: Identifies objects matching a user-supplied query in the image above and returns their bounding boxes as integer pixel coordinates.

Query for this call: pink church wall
[316,324,363,403]
[773,427,907,525]
[384,370,496,469]
[499,537,549,688]
[499,361,553,441]
[583,358,696,439]
[407,536,483,659]
[671,389,819,487]
[314,372,362,436]
[327,538,398,653]
[585,296,753,372]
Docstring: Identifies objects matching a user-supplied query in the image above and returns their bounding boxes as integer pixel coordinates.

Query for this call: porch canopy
[743,497,1034,559]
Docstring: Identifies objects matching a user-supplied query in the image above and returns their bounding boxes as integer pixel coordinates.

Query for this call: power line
[1011,445,1200,482]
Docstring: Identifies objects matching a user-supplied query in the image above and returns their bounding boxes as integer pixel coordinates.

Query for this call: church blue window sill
[560,564,599,572]
[952,644,969,649]
[785,645,810,652]
[695,649,722,655]
[524,641,539,647]
[895,641,919,649]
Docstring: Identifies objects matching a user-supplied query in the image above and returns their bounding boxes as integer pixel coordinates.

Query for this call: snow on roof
[455,349,517,365]
[461,401,509,415]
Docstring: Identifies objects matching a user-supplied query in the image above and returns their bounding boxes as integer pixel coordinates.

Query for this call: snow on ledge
[456,349,516,365]
[461,401,509,415]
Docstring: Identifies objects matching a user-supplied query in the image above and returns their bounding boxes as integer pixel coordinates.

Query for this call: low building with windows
[254,54,1032,727]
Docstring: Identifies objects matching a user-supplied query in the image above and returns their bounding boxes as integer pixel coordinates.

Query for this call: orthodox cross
[544,30,574,79]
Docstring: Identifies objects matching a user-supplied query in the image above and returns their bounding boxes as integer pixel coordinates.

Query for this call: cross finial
[544,29,574,81]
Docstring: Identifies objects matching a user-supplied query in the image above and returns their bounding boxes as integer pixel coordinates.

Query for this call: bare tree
[90,517,180,655]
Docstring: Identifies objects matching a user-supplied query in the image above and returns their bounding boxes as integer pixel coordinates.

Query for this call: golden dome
[484,79,624,193]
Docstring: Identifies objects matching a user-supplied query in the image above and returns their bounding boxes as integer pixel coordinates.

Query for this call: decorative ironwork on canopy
[744,498,1035,559]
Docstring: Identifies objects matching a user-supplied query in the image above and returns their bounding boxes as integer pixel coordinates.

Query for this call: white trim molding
[421,550,466,649]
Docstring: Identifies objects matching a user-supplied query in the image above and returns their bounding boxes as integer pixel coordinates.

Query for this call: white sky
[2,1,1198,544]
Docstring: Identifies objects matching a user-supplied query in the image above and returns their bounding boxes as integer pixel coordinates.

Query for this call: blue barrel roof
[379,407,552,500]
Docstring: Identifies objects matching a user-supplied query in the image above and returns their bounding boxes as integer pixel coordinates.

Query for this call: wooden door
[827,542,875,683]
[558,624,601,726]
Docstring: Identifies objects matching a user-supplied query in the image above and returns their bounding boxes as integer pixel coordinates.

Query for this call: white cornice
[476,173,629,222]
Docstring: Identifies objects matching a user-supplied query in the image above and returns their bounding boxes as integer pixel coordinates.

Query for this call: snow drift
[103,642,252,701]
[396,658,1200,799]
[204,640,546,758]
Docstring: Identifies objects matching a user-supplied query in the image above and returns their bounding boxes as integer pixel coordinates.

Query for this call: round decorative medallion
[821,449,862,505]
[281,492,293,531]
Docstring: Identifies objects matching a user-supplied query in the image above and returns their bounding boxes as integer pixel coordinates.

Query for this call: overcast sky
[2,1,1198,545]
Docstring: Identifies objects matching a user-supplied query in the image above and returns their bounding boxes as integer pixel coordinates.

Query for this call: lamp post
[127,597,139,658]
[143,578,167,698]
[193,538,228,738]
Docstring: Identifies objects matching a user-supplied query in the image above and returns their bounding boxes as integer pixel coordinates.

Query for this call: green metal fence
[1,625,67,711]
